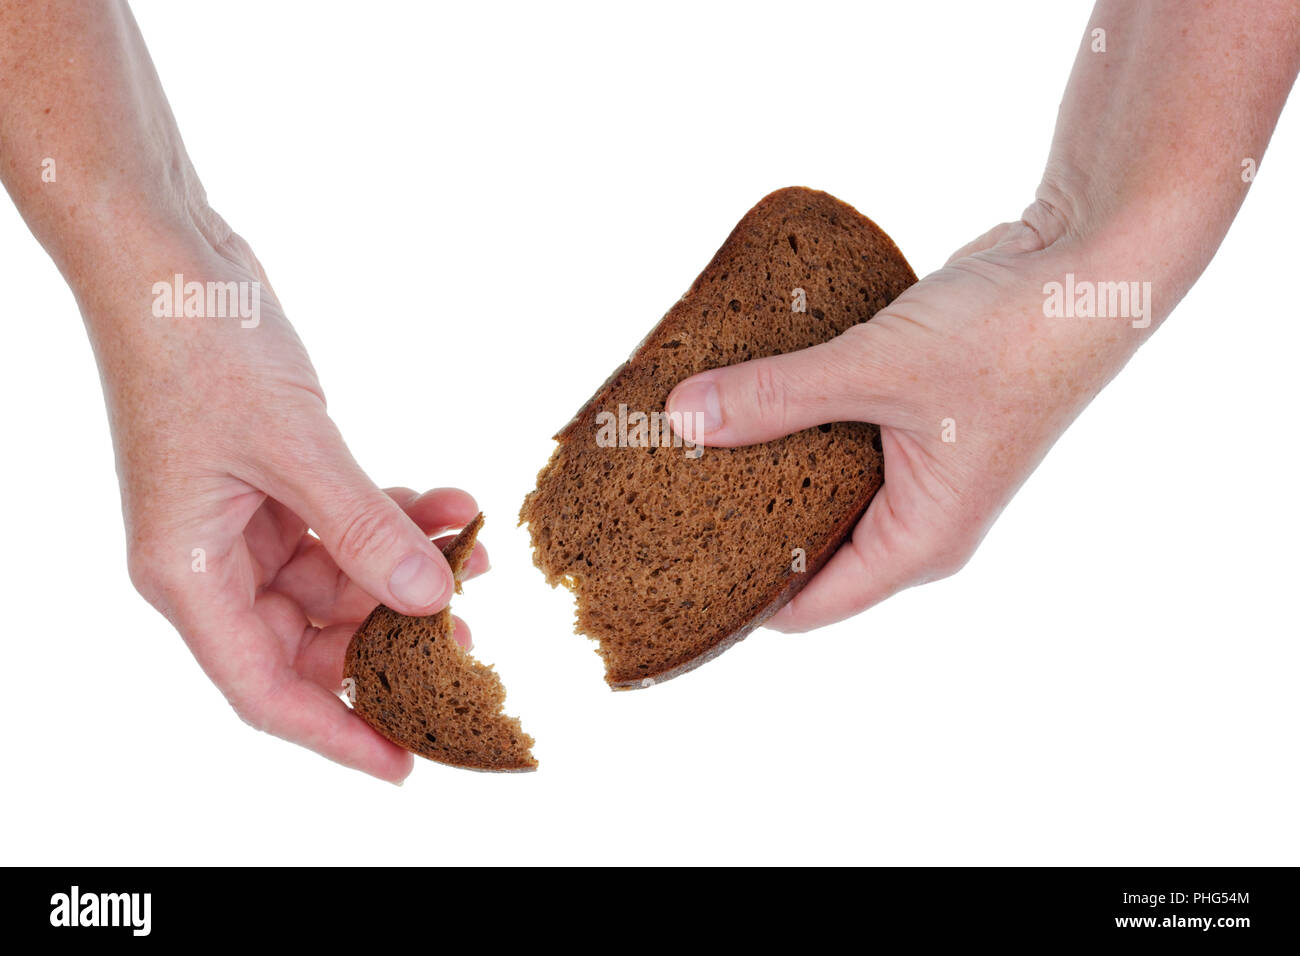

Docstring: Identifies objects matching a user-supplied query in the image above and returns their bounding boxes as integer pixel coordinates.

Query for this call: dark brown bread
[520,187,916,689]
[343,514,537,772]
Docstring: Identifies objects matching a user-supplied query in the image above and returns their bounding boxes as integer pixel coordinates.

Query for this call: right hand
[668,202,1148,632]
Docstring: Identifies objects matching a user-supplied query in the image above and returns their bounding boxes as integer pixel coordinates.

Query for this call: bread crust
[343,514,537,771]
[522,187,917,688]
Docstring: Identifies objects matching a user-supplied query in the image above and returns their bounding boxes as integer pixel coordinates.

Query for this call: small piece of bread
[343,514,537,772]
[520,187,917,689]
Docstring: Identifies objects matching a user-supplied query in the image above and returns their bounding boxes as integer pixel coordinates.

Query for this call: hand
[92,214,486,782]
[667,201,1144,632]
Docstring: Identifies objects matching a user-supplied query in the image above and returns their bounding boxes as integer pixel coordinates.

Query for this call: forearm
[1038,0,1300,306]
[0,1,213,299]
[946,0,1300,436]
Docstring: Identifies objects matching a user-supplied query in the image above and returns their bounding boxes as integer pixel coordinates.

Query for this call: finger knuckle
[748,362,789,427]
[929,545,973,582]
[229,684,276,733]
[926,523,981,581]
[126,531,180,606]
[334,497,398,565]
[832,325,893,404]
[126,554,164,604]
[230,697,263,732]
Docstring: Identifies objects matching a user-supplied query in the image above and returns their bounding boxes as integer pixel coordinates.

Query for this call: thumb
[260,436,454,616]
[665,324,907,447]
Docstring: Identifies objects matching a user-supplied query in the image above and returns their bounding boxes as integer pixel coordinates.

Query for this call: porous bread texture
[521,187,917,689]
[343,514,537,772]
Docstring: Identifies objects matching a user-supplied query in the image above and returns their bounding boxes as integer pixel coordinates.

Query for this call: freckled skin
[0,2,485,782]
[0,1,1297,773]
[667,2,1300,633]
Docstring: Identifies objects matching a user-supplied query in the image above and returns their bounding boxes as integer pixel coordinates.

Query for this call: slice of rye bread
[520,187,917,689]
[343,514,537,772]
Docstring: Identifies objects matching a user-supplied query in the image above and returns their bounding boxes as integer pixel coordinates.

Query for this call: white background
[2,0,1296,866]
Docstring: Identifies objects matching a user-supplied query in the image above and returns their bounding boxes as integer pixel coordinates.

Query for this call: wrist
[939,205,1176,425]
[69,213,271,387]
[1028,167,1228,320]
[58,200,210,300]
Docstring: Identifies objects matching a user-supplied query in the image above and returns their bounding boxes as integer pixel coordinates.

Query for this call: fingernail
[450,617,473,651]
[669,380,723,435]
[388,553,449,610]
